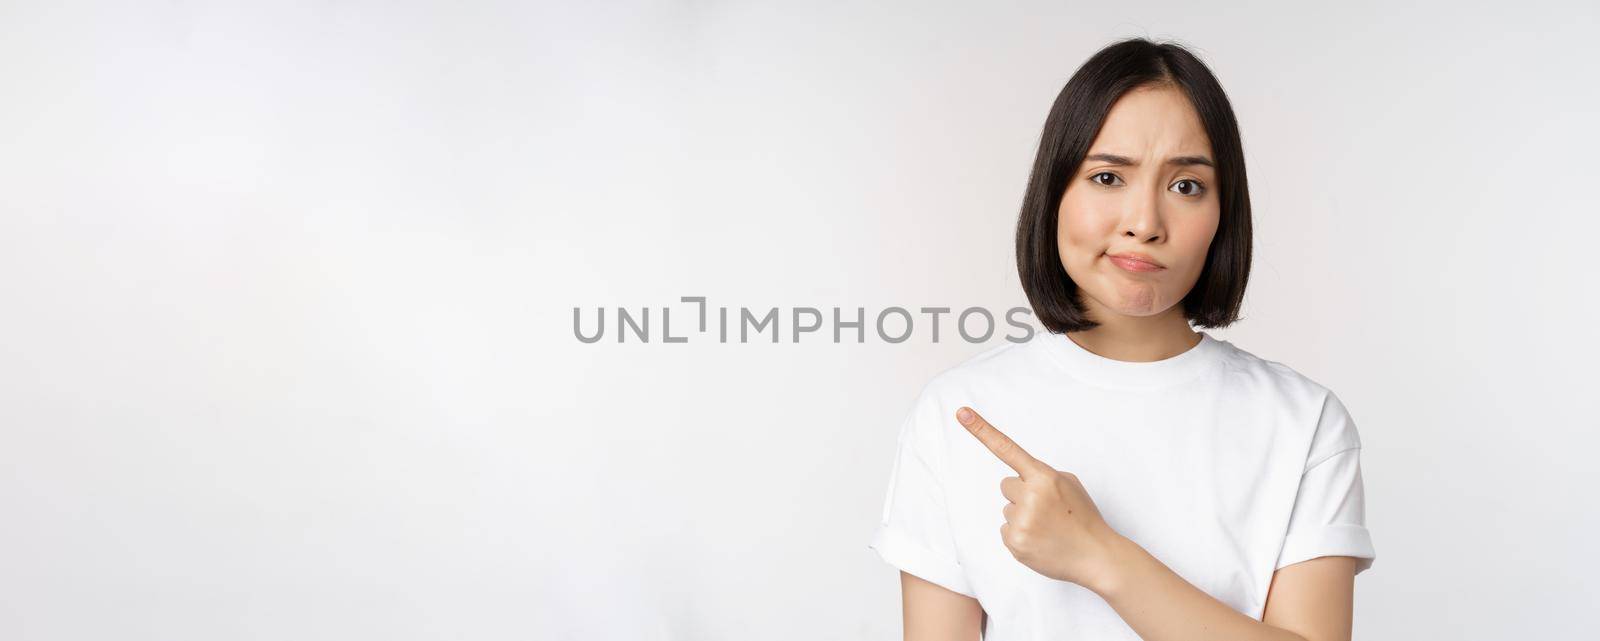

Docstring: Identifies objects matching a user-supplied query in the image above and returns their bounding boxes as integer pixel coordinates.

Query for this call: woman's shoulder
[899,335,1076,415]
[1214,337,1349,414]
[1224,340,1365,457]
[921,337,1048,389]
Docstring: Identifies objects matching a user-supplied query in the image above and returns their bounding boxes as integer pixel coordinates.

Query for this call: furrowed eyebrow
[1084,153,1215,168]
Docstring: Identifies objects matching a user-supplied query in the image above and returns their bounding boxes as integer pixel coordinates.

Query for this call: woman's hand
[957,406,1127,592]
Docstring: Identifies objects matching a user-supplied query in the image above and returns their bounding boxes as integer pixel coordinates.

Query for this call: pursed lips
[1105,252,1165,272]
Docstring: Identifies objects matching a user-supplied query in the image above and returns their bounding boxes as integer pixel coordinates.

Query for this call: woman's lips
[1107,253,1165,272]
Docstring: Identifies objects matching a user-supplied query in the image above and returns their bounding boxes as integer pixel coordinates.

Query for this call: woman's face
[1057,84,1221,320]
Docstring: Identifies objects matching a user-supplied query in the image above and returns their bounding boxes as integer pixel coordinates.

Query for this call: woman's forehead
[1091,86,1213,156]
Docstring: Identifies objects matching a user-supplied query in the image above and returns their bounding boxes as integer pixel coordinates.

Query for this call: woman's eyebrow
[1085,152,1215,168]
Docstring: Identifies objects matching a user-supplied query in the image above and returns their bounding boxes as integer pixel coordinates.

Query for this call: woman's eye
[1091,172,1121,187]
[1171,179,1205,196]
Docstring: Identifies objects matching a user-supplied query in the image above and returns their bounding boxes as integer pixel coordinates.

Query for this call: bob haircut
[1015,37,1252,334]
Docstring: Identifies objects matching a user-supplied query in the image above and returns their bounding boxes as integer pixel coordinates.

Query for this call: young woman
[868,38,1375,641]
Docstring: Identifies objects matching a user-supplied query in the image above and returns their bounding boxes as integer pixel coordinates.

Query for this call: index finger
[956,407,1045,478]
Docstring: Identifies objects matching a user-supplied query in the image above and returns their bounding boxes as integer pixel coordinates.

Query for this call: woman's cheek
[1057,201,1102,266]
[1057,227,1094,278]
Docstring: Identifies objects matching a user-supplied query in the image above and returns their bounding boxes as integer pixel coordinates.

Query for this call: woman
[868,38,1375,640]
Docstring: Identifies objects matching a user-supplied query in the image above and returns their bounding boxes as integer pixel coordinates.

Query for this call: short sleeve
[867,388,976,597]
[1276,390,1377,574]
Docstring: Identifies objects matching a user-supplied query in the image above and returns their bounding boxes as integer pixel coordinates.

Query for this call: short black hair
[1015,37,1252,334]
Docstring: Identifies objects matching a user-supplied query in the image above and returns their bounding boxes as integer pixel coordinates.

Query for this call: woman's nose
[1120,188,1165,241]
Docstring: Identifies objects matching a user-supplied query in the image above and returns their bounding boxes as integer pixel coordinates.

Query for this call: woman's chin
[1106,281,1163,314]
[1087,290,1172,318]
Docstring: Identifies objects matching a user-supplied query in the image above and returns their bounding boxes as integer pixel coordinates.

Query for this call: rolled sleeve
[867,391,976,597]
[869,523,975,598]
[1276,390,1376,574]
[1276,446,1377,574]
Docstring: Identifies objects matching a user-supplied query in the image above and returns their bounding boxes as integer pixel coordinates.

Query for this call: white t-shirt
[868,329,1375,639]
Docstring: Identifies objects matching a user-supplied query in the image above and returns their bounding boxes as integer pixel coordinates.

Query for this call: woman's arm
[953,407,1360,641]
[900,571,983,641]
[1261,556,1358,641]
[1091,534,1358,641]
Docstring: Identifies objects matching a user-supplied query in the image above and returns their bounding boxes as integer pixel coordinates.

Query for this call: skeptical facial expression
[1057,84,1222,319]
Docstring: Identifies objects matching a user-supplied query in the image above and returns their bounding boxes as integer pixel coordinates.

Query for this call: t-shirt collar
[1037,329,1225,390]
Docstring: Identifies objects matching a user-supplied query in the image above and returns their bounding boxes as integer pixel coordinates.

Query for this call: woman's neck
[1066,304,1201,363]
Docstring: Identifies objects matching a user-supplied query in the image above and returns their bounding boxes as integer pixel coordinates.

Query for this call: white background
[3,1,1597,639]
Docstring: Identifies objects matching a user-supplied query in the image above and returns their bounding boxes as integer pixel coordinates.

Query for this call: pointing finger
[956,407,1045,478]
